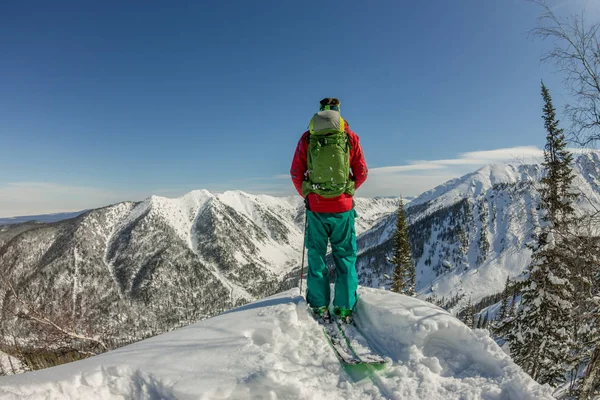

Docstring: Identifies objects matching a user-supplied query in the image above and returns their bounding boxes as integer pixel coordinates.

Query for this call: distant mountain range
[0,211,87,225]
[1,152,599,358]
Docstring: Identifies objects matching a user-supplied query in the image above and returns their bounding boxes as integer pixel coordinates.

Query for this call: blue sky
[1,0,598,217]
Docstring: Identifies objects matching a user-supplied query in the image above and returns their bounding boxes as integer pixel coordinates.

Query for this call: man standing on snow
[290,98,368,323]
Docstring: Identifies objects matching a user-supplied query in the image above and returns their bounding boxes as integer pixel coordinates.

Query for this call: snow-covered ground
[0,287,552,400]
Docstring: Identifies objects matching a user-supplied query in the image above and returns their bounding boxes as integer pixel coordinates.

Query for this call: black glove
[304,197,311,211]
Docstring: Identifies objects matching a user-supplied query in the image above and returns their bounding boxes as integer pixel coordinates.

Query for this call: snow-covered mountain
[0,191,397,356]
[2,152,599,373]
[356,152,600,313]
[0,287,553,400]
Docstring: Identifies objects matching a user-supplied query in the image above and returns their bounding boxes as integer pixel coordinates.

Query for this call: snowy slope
[0,287,552,400]
[354,197,400,235]
[417,153,600,308]
[409,163,543,213]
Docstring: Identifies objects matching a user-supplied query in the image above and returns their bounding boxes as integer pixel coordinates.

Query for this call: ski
[309,309,362,365]
[332,313,387,365]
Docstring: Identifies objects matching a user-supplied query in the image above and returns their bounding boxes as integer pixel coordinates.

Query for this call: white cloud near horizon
[369,146,545,175]
[0,182,148,218]
[358,146,545,198]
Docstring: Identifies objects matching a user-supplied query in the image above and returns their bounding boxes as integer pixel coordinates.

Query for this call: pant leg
[329,209,358,310]
[305,210,331,308]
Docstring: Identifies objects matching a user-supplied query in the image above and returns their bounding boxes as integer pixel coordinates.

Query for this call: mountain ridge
[356,151,600,313]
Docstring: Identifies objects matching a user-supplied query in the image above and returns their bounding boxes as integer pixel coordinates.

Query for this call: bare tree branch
[531,0,600,146]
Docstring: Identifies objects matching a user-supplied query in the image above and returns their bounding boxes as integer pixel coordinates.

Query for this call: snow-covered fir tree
[389,198,416,296]
[538,89,576,231]
[505,83,577,387]
[491,276,513,336]
[481,311,490,329]
[568,234,600,398]
[498,276,511,322]
[508,289,518,318]
[463,297,474,328]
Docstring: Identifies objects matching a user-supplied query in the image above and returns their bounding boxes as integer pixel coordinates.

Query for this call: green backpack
[302,110,355,198]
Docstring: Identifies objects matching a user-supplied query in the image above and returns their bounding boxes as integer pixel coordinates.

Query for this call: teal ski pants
[305,209,358,310]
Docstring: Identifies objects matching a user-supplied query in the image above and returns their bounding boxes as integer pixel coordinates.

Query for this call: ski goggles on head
[320,105,340,111]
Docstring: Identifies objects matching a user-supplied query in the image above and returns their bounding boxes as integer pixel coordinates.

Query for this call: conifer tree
[505,83,577,387]
[476,313,483,329]
[508,293,517,318]
[482,311,490,329]
[390,198,415,295]
[567,234,600,397]
[463,297,474,328]
[538,82,577,232]
[498,276,511,322]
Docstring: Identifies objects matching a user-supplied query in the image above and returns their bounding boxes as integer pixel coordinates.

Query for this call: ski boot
[312,306,331,323]
[334,307,353,324]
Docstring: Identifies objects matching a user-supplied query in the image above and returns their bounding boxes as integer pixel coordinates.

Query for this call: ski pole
[299,210,308,298]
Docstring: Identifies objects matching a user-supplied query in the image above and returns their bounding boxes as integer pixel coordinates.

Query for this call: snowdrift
[0,287,552,400]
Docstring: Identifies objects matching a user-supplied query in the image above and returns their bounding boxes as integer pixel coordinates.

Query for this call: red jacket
[290,122,368,213]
